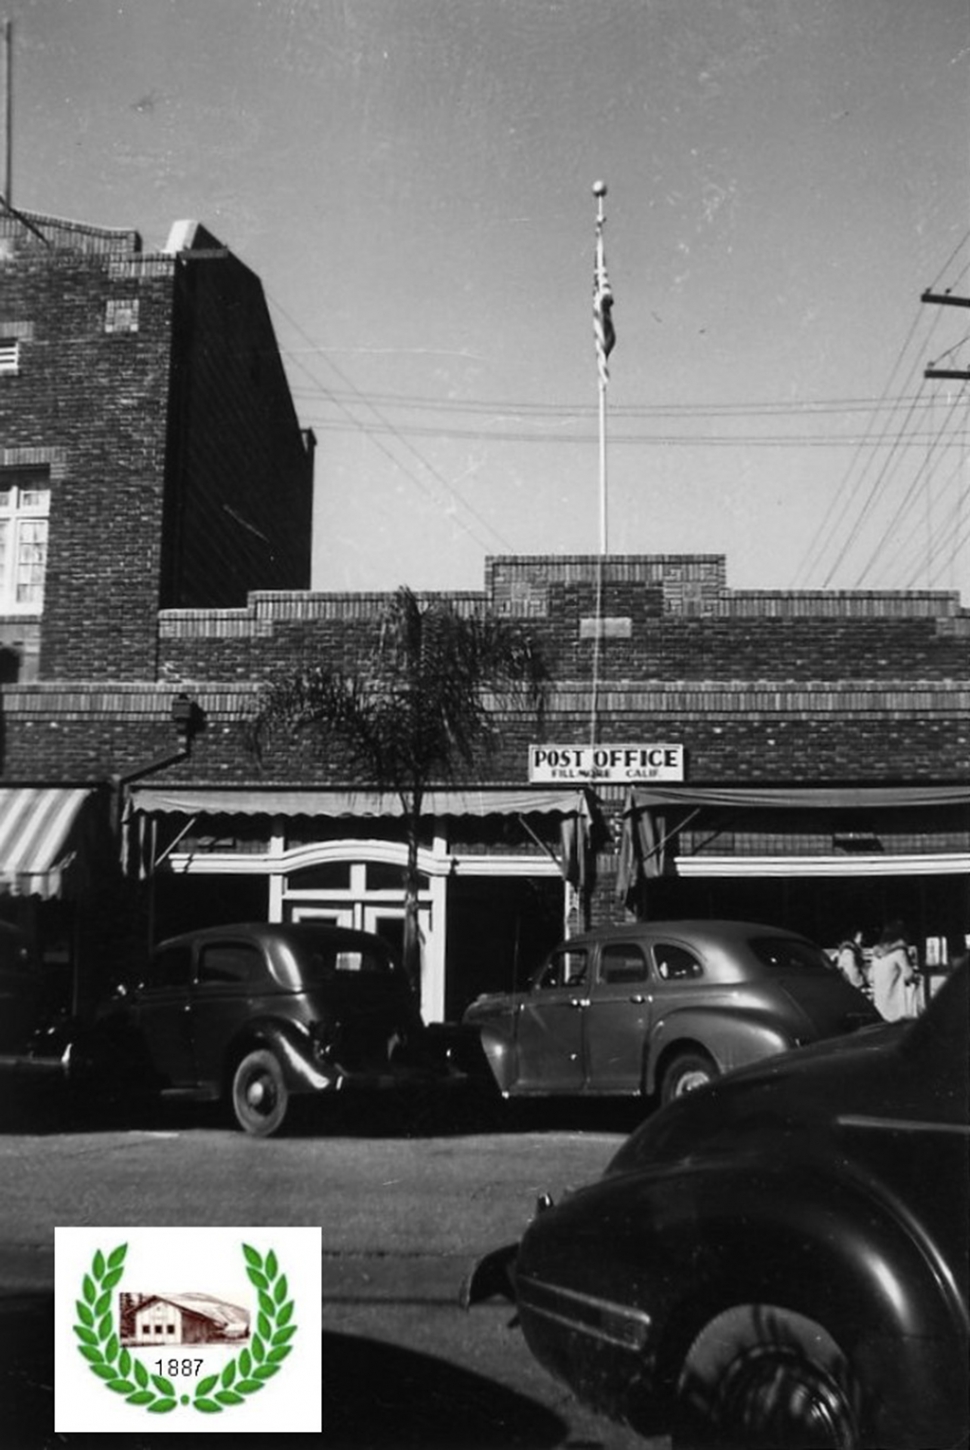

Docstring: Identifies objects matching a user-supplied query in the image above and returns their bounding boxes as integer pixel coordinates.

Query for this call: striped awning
[0,787,93,898]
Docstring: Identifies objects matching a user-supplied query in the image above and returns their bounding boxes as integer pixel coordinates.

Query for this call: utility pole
[3,18,11,206]
[921,289,970,380]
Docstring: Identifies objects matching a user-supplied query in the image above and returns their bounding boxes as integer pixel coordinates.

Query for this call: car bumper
[515,1266,664,1429]
[462,1198,667,1432]
[0,1042,72,1077]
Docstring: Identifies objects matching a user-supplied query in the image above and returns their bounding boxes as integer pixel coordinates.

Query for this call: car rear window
[295,936,395,977]
[748,936,834,973]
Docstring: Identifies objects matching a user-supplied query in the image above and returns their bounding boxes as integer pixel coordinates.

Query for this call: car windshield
[747,935,835,973]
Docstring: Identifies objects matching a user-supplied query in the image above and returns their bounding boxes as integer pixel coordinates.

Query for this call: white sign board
[529,743,685,783]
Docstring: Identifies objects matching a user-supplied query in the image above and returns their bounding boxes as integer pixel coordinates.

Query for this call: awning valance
[0,787,93,898]
[627,785,970,811]
[131,786,587,820]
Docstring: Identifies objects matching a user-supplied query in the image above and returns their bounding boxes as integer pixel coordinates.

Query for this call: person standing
[835,929,867,992]
[870,920,920,1021]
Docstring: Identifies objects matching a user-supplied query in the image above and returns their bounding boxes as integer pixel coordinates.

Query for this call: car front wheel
[661,1050,717,1105]
[231,1049,289,1137]
[673,1304,861,1450]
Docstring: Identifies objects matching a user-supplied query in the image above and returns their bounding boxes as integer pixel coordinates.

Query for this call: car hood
[463,991,517,1023]
[606,1006,958,1179]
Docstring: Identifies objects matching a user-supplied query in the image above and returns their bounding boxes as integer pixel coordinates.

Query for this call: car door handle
[628,994,647,1004]
[568,998,590,1009]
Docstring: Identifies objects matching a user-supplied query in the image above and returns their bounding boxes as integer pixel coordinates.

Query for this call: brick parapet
[2,672,967,786]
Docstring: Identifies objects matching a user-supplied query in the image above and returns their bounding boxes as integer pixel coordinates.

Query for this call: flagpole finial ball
[592,180,608,197]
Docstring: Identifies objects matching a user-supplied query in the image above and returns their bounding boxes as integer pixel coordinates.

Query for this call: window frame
[0,338,20,374]
[0,478,50,613]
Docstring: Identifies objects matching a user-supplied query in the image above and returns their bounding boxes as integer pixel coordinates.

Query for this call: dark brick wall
[0,700,966,792]
[162,252,313,608]
[0,218,313,684]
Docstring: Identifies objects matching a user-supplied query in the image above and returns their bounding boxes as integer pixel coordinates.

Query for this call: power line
[285,378,944,421]
[265,293,517,558]
[793,306,938,587]
[300,416,969,448]
[853,386,968,587]
[899,468,970,589]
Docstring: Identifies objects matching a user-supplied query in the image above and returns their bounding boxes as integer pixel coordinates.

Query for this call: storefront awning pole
[516,812,562,868]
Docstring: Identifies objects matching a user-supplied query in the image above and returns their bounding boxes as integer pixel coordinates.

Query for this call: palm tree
[251,587,546,992]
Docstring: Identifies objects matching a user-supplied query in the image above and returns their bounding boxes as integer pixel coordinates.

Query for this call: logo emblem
[73,1242,296,1415]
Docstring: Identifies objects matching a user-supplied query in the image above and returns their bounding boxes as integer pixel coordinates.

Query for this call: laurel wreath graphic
[73,1242,297,1413]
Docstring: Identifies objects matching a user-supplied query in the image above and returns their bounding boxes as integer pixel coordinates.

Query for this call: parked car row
[3,909,967,1446]
[3,914,883,1138]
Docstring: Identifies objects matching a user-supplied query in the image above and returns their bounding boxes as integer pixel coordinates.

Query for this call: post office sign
[529,744,684,783]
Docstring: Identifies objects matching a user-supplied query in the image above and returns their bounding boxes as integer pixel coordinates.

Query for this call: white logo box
[54,1226,321,1434]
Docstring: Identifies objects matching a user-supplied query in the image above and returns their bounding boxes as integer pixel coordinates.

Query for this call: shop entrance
[282,855,436,985]
[444,875,565,1021]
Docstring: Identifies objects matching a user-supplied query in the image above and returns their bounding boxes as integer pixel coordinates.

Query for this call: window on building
[0,338,20,373]
[0,477,50,612]
[104,298,140,333]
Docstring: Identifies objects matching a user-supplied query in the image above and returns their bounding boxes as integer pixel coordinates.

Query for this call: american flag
[593,227,615,385]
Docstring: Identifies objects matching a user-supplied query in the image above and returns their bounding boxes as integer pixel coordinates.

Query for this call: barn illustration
[118,1292,250,1346]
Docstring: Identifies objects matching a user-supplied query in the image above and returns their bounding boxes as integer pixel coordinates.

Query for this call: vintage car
[463,963,969,1450]
[89,921,443,1135]
[462,920,878,1104]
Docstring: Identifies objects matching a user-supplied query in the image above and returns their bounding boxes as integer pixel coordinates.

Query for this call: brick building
[0,208,314,998]
[0,209,967,1024]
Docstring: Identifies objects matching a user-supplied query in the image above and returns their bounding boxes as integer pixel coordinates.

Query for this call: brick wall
[1,552,967,785]
[0,215,313,685]
[161,250,313,608]
[0,243,174,679]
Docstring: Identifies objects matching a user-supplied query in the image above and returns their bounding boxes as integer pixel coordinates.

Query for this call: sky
[4,0,969,599]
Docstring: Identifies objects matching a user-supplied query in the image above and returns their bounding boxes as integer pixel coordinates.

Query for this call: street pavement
[0,1095,667,1450]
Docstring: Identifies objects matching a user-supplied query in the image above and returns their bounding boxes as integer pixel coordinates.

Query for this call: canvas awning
[617,783,970,885]
[626,784,970,811]
[131,785,587,819]
[0,787,93,898]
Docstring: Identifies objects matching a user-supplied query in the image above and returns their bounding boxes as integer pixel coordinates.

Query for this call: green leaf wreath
[73,1241,297,1413]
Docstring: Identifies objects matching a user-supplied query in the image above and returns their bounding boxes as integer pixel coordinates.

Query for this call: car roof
[562,920,812,950]
[154,921,390,954]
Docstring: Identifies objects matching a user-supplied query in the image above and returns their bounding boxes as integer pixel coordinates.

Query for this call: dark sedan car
[462,920,877,1104]
[464,963,969,1450]
[90,921,440,1135]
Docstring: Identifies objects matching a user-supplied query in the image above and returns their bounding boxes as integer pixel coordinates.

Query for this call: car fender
[225,1018,336,1095]
[647,1158,966,1342]
[469,1016,519,1094]
[642,1159,969,1445]
[517,1156,967,1444]
[644,1006,791,1094]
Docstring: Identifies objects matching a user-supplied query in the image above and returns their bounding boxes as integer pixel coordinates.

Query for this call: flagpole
[593,180,609,555]
[590,180,613,756]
